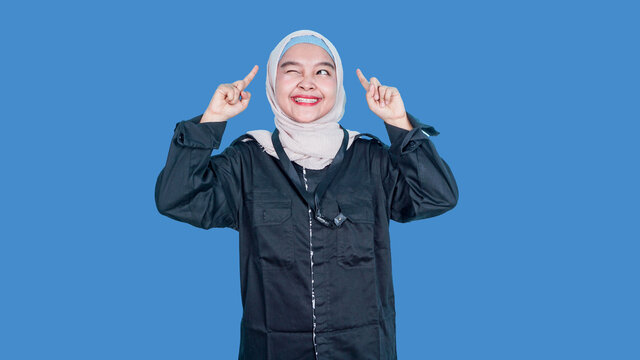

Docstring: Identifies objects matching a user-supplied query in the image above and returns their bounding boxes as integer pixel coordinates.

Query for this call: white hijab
[246,29,359,170]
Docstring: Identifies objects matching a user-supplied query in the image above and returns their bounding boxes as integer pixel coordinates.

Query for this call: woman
[155,29,458,360]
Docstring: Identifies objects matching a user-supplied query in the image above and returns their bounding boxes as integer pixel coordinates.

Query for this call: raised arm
[355,69,458,222]
[155,65,258,230]
[154,115,242,230]
[380,112,458,222]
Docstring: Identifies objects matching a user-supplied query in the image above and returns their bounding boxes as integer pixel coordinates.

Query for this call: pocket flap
[339,200,374,224]
[251,200,292,225]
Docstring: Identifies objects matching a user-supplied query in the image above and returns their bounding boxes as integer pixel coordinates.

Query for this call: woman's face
[276,43,337,123]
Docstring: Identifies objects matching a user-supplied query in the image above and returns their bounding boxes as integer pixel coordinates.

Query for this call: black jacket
[155,112,459,359]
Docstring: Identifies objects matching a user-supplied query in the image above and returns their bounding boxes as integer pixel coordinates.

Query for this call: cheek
[275,84,290,106]
[276,78,294,96]
[317,78,336,94]
[324,83,338,102]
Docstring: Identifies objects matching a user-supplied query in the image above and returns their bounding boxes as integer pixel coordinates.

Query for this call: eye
[318,69,330,75]
[286,70,298,73]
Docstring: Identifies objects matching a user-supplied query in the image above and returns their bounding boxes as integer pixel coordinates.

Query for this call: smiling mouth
[292,96,321,106]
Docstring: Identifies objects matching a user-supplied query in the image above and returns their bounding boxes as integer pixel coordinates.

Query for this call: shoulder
[230,133,258,147]
[346,134,392,174]
[224,133,268,160]
[352,132,390,154]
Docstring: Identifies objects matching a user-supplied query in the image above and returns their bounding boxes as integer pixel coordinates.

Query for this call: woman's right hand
[201,65,259,123]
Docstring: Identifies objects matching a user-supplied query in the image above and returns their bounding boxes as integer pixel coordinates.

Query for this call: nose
[298,73,316,91]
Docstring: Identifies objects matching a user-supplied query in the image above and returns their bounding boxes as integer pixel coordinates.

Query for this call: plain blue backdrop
[1,0,638,359]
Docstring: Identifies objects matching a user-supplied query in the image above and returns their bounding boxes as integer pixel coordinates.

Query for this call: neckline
[292,161,330,172]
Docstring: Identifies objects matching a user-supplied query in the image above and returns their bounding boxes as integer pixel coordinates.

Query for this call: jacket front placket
[301,167,319,360]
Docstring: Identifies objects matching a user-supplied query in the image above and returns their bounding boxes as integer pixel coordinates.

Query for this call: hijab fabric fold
[246,30,359,170]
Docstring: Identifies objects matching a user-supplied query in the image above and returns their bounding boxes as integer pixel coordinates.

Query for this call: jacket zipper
[302,167,319,360]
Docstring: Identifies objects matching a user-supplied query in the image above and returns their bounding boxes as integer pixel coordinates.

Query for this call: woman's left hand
[356,68,412,130]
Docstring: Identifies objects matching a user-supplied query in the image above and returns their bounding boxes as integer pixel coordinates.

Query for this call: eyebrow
[279,61,335,70]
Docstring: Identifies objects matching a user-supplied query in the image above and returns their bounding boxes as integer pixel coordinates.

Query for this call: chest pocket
[250,200,294,270]
[336,199,375,269]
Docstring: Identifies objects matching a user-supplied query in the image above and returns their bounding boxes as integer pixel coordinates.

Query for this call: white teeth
[294,97,319,103]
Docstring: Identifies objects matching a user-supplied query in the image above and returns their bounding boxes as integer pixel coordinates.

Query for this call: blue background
[2,0,638,359]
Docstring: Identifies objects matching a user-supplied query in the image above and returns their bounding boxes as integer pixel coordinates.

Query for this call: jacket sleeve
[379,111,459,223]
[154,113,242,230]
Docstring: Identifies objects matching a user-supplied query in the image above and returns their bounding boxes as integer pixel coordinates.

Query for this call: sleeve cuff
[387,111,439,154]
[173,113,228,149]
[384,121,410,146]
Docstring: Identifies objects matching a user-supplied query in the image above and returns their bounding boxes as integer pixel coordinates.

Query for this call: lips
[291,95,321,106]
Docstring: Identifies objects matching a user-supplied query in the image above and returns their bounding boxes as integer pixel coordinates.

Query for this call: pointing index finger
[356,68,370,90]
[241,65,259,90]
